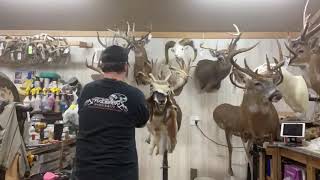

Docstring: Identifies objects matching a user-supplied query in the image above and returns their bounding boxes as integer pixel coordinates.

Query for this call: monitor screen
[281,123,305,137]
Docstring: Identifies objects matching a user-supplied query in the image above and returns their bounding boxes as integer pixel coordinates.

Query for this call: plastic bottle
[54,92,61,113]
[47,93,55,111]
[60,94,68,113]
[41,89,50,112]
[23,92,31,107]
[33,90,42,112]
[30,89,36,110]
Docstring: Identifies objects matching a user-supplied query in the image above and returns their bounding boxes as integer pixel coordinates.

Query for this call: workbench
[27,138,76,177]
[262,144,320,180]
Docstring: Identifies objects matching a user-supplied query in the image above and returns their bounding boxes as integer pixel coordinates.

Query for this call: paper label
[28,46,33,55]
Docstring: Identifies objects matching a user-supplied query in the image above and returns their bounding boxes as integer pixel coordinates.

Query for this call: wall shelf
[262,144,320,180]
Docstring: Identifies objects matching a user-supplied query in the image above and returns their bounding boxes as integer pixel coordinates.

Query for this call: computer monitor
[280,122,305,138]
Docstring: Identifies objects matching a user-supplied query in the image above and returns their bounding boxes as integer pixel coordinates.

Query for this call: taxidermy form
[254,41,308,117]
[287,0,320,96]
[96,22,153,85]
[212,28,290,177]
[161,38,198,95]
[195,24,241,92]
[143,72,182,155]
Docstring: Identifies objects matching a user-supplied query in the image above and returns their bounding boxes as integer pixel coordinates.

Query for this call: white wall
[0,37,302,180]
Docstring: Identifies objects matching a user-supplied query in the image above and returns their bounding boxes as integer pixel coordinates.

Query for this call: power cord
[195,120,244,149]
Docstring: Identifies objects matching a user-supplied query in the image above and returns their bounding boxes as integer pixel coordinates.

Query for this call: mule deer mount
[195,25,241,92]
[96,22,153,85]
[213,33,284,176]
[287,0,320,96]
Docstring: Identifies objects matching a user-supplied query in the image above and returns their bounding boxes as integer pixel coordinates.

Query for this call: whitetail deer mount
[213,33,283,176]
[142,72,182,155]
[287,0,320,96]
[195,43,231,92]
[97,22,153,85]
[161,39,198,95]
[195,25,241,92]
[255,41,308,116]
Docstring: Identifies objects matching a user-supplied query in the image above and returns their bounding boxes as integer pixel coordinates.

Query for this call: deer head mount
[213,33,284,176]
[162,39,198,95]
[195,25,242,92]
[287,0,320,96]
[96,22,153,85]
[144,72,182,155]
[255,41,309,115]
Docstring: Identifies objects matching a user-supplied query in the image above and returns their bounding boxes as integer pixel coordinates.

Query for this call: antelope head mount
[98,22,153,85]
[142,72,182,155]
[163,39,198,95]
[287,0,320,95]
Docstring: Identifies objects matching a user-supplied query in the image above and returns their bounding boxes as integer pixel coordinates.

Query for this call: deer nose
[269,90,282,102]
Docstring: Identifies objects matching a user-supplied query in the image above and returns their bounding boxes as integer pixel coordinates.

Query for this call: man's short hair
[100,45,129,73]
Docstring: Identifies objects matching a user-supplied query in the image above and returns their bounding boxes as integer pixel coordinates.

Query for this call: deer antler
[97,32,108,48]
[85,53,103,74]
[200,43,218,58]
[297,0,320,41]
[227,35,260,78]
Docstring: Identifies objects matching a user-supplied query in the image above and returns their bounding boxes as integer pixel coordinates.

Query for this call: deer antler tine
[284,42,298,63]
[228,24,241,36]
[266,54,272,72]
[165,73,171,81]
[133,22,135,34]
[149,73,157,82]
[97,32,108,48]
[273,57,279,64]
[276,40,284,62]
[303,0,311,27]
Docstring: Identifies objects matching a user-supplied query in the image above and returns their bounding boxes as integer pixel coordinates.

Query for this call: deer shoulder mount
[195,42,232,92]
[96,22,153,85]
[287,0,320,95]
[255,41,308,115]
[212,33,285,176]
[144,73,182,155]
[194,25,242,92]
[162,39,198,95]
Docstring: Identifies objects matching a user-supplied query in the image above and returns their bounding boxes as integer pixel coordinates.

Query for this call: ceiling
[0,0,319,32]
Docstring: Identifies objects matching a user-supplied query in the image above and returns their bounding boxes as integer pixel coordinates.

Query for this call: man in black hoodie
[75,45,149,180]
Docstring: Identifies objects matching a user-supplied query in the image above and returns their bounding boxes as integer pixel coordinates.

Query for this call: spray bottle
[60,94,68,113]
[33,88,42,112]
[23,87,31,107]
[30,89,36,109]
[47,89,56,112]
[41,88,50,112]
[54,89,61,113]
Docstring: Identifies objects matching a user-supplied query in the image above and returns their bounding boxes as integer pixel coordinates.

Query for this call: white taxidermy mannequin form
[255,63,309,119]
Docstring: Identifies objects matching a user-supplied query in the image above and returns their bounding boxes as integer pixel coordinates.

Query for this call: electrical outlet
[190,115,200,126]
